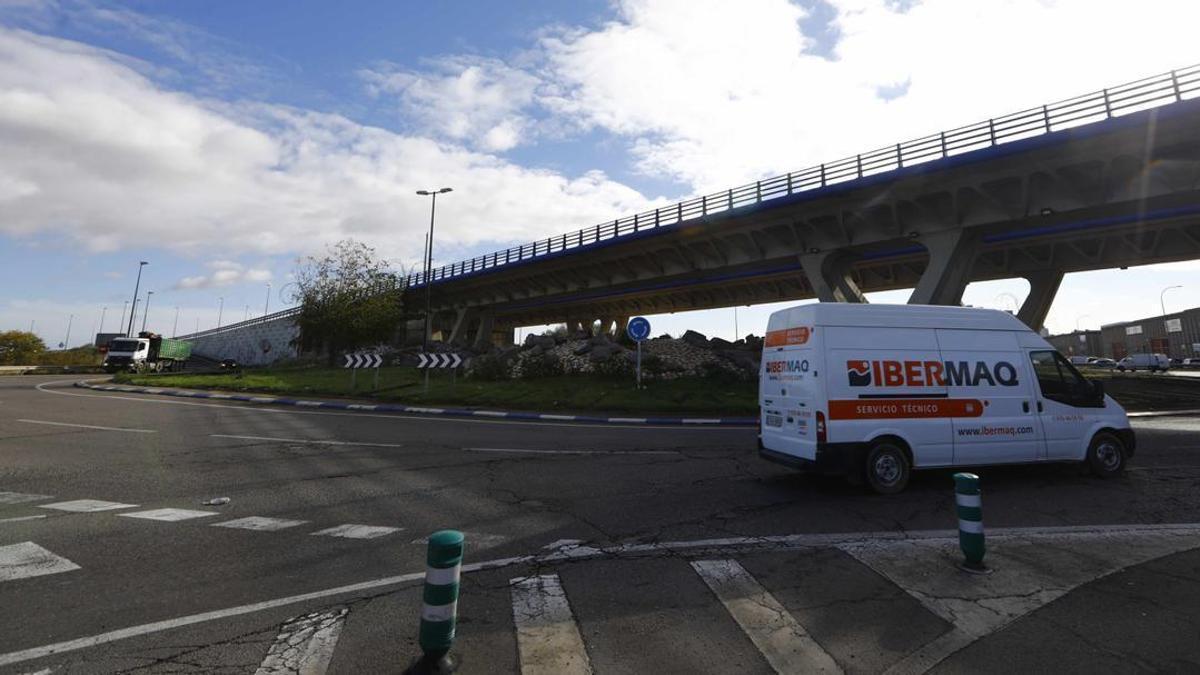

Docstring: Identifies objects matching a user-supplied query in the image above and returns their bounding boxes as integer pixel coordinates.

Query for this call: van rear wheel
[864,441,910,495]
[1087,432,1127,477]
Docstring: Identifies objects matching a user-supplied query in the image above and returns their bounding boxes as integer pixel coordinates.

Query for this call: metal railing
[178,306,300,340]
[404,64,1200,288]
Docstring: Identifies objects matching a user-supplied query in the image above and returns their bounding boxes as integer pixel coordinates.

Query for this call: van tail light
[816,411,827,443]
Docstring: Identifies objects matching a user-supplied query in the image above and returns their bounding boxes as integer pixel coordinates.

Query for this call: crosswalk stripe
[0,542,81,582]
[510,574,593,675]
[0,491,53,505]
[691,559,843,674]
[310,524,401,540]
[214,517,308,532]
[39,499,138,513]
[119,508,219,522]
[255,607,347,675]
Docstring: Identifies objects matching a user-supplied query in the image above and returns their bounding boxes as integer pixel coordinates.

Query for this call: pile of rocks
[464,329,762,380]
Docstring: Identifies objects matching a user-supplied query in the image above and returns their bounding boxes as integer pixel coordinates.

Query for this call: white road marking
[5,524,1200,668]
[38,380,749,431]
[40,499,138,513]
[210,434,405,449]
[465,447,677,456]
[0,542,80,582]
[0,515,48,524]
[255,607,347,675]
[510,574,593,675]
[215,517,308,532]
[119,508,219,522]
[692,559,842,674]
[310,524,401,540]
[15,419,156,434]
[0,491,54,505]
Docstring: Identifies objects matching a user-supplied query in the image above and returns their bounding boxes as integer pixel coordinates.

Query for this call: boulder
[681,330,709,347]
[709,337,734,350]
[573,342,593,356]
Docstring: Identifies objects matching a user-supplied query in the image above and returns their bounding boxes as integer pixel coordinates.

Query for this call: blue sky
[1,0,1198,349]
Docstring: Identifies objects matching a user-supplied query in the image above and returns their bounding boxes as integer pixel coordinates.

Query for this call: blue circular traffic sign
[627,316,651,341]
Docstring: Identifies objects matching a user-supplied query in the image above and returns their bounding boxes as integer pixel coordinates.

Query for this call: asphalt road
[2,375,1200,674]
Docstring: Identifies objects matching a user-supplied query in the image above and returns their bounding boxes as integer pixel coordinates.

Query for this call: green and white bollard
[954,473,989,574]
[407,530,464,674]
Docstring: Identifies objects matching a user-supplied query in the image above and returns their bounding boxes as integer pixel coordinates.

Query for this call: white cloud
[173,260,272,289]
[0,28,655,265]
[533,0,1200,191]
[360,55,544,152]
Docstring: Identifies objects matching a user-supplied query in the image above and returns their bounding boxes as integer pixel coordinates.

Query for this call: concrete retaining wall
[179,310,300,366]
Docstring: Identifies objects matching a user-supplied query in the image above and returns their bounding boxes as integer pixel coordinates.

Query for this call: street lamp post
[172,307,180,337]
[99,306,107,334]
[412,186,451,391]
[62,314,73,350]
[118,301,128,334]
[1160,285,1183,317]
[265,283,271,316]
[141,291,154,333]
[244,305,250,322]
[126,261,148,337]
[217,297,224,328]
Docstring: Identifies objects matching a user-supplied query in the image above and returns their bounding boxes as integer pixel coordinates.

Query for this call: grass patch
[116,366,758,415]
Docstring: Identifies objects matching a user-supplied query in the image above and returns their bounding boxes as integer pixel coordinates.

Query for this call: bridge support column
[908,229,982,306]
[1017,271,1063,333]
[448,308,477,346]
[614,316,629,338]
[472,311,495,350]
[800,251,867,303]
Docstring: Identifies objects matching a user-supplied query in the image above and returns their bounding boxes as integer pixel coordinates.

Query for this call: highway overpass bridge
[400,65,1200,348]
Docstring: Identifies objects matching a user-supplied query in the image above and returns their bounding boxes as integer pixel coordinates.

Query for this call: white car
[1116,353,1170,372]
[758,304,1133,494]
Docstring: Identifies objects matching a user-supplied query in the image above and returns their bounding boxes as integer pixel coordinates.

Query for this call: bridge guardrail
[405,64,1200,288]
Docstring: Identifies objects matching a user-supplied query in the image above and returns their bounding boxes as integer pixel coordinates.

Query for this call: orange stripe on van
[765,326,813,347]
[828,398,986,420]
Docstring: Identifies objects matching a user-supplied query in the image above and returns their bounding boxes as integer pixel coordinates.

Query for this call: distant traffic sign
[627,316,651,342]
[343,353,382,369]
[417,353,465,369]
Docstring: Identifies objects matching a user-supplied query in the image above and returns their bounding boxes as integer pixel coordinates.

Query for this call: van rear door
[761,332,821,461]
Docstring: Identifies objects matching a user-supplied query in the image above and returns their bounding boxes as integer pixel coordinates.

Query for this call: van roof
[767,303,1030,332]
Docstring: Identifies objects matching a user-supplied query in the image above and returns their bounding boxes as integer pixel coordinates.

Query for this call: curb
[73,381,758,427]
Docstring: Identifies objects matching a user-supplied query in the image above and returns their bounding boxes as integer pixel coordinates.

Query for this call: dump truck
[103,332,192,373]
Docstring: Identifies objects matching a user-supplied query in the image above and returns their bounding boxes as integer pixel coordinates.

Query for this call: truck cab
[103,337,150,372]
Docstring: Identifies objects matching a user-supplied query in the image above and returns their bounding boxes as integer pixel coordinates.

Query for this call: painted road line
[510,574,593,675]
[692,559,842,674]
[0,552,535,669]
[0,542,81,582]
[6,524,1200,669]
[465,447,678,456]
[294,401,325,407]
[0,491,54,505]
[255,607,347,675]
[214,517,308,532]
[44,381,751,431]
[210,434,405,449]
[119,508,219,522]
[0,515,48,524]
[310,524,402,540]
[40,499,138,513]
[15,419,156,434]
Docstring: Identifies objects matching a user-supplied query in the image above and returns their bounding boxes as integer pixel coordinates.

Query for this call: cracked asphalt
[2,375,1200,673]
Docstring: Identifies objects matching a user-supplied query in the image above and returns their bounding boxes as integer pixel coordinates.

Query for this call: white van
[1116,353,1170,372]
[758,304,1134,494]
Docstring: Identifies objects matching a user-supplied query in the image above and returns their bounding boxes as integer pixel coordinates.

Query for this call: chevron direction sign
[343,353,383,369]
[417,353,465,369]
